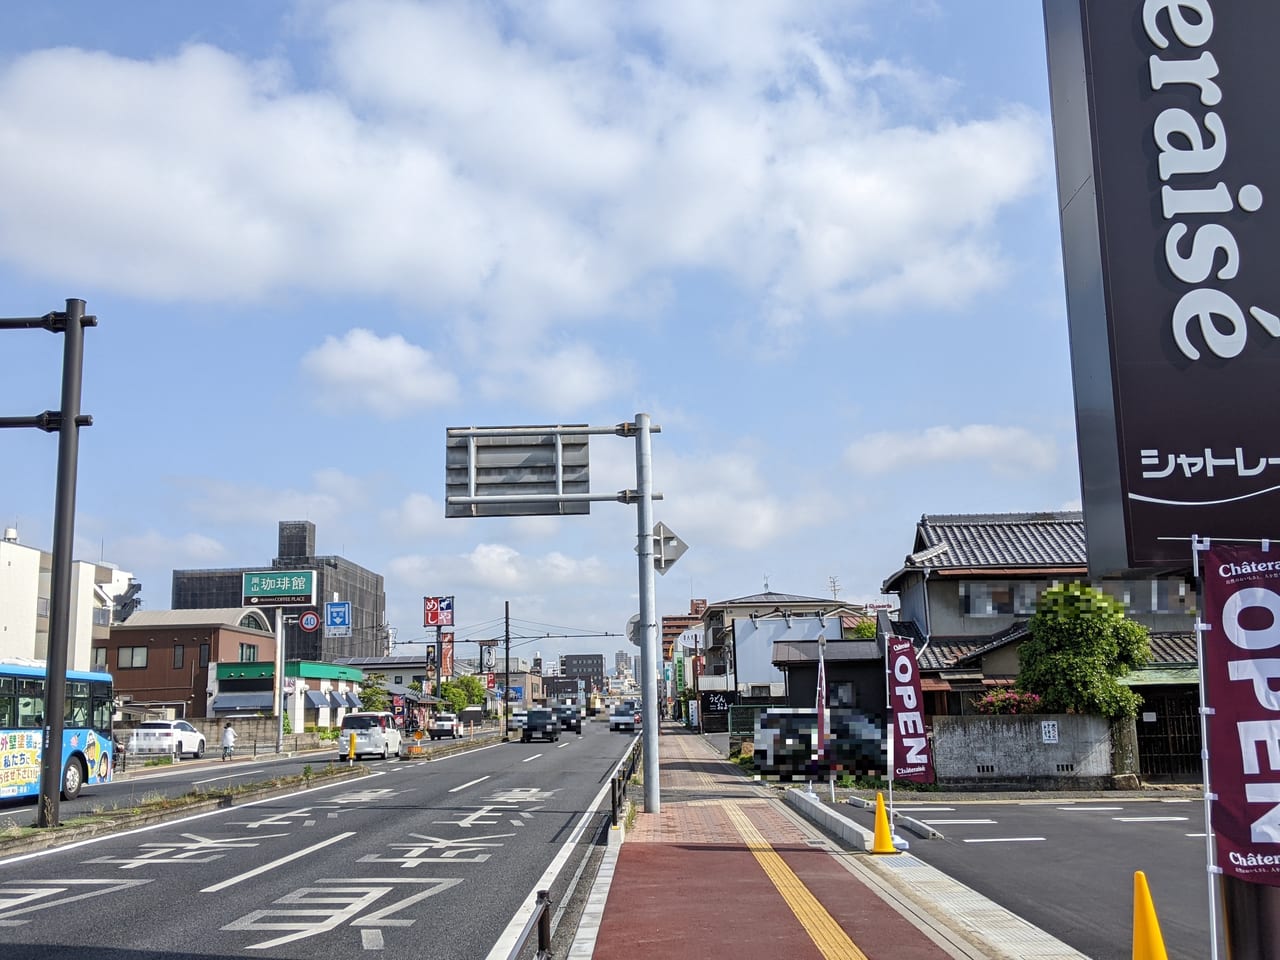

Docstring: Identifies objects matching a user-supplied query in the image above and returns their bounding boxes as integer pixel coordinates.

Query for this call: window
[64,681,90,728]
[90,681,112,736]
[239,643,258,662]
[959,581,1040,617]
[199,643,210,667]
[173,644,184,670]
[117,646,148,669]
[394,676,403,685]
[17,677,44,727]
[92,647,107,669]
[0,676,13,728]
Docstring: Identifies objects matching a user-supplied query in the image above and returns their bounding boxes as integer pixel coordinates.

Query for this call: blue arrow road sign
[325,601,352,638]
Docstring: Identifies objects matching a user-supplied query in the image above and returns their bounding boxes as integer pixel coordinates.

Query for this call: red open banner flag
[887,634,934,784]
[1202,543,1280,887]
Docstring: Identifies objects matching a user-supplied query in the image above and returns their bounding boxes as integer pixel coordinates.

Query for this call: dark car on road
[552,705,582,733]
[522,708,561,742]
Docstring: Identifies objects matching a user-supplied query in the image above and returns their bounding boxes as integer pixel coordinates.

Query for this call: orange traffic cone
[872,791,897,854]
[1132,871,1168,960]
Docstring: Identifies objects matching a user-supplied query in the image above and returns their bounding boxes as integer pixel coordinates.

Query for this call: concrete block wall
[932,714,1112,780]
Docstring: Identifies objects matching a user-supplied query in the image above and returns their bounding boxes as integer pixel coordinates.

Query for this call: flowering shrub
[973,689,1043,715]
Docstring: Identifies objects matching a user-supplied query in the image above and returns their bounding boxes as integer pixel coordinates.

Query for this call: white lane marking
[0,771,388,868]
[521,754,542,763]
[922,819,996,825]
[200,832,355,892]
[1113,816,1189,823]
[362,929,384,950]
[893,806,955,812]
[557,742,569,749]
[449,776,491,794]
[1187,833,1207,838]
[1161,798,1195,803]
[192,769,265,785]
[1057,806,1123,811]
[484,756,620,960]
[963,837,1046,843]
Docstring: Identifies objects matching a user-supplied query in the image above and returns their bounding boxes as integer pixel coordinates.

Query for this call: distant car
[127,720,206,760]
[506,709,528,732]
[338,711,402,760]
[609,707,637,733]
[522,708,561,742]
[552,705,582,733]
[429,713,460,740]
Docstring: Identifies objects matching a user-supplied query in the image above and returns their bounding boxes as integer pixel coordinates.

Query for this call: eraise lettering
[1144,0,1280,359]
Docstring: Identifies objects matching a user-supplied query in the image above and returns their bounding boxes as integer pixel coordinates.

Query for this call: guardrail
[506,889,553,960]
[609,735,642,828]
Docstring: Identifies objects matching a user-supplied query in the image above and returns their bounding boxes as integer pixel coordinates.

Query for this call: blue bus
[0,661,115,801]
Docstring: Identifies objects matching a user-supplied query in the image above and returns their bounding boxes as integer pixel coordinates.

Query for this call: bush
[973,689,1044,715]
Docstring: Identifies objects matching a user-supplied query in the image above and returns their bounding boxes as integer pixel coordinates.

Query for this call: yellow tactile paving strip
[723,802,871,960]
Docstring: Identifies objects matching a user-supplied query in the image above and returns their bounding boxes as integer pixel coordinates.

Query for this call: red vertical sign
[1202,543,1280,886]
[887,635,934,784]
[441,632,454,677]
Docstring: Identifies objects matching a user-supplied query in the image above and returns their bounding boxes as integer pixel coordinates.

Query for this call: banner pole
[1192,535,1222,960]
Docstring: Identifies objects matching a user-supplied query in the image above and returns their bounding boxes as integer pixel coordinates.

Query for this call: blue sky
[0,1,1082,663]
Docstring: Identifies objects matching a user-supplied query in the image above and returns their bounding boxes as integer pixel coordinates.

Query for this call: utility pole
[503,600,511,741]
[1,300,95,829]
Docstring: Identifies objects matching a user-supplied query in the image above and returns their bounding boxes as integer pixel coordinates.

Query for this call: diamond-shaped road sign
[650,521,688,575]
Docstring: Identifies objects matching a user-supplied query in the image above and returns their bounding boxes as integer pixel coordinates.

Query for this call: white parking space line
[922,819,997,825]
[192,769,265,785]
[1187,832,1207,837]
[521,754,542,763]
[964,837,1046,843]
[449,776,491,794]
[1161,798,1195,803]
[894,807,955,812]
[1057,806,1123,811]
[201,832,356,892]
[1113,816,1189,823]
[557,742,569,748]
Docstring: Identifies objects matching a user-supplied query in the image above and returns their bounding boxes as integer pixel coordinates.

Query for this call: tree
[359,672,391,712]
[437,675,487,714]
[849,619,877,639]
[1016,582,1151,720]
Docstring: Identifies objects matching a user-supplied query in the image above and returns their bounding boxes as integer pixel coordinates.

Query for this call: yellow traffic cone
[1132,871,1168,960]
[872,791,897,854]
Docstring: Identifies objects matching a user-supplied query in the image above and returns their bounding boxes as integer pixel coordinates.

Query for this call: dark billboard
[1045,1,1280,573]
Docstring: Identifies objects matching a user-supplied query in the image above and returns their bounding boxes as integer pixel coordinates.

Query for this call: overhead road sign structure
[242,571,316,606]
[648,521,687,574]
[444,422,663,517]
[445,424,591,518]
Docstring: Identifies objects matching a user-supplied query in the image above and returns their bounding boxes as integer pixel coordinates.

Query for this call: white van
[339,711,402,760]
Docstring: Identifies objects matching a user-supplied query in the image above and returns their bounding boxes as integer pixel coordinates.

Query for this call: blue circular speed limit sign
[299,610,320,632]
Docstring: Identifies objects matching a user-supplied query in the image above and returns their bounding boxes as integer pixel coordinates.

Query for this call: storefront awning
[305,690,329,709]
[343,691,362,708]
[327,691,344,709]
[211,692,273,712]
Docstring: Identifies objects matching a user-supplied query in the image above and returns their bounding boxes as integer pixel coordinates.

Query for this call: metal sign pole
[1191,535,1222,960]
[275,607,285,754]
[634,414,660,814]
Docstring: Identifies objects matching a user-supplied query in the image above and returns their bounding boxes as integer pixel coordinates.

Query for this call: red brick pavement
[591,724,958,960]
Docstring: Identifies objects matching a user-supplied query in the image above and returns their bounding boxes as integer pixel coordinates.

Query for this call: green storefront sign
[242,570,316,606]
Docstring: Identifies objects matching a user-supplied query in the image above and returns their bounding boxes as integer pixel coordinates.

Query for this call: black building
[560,653,605,694]
[172,521,388,662]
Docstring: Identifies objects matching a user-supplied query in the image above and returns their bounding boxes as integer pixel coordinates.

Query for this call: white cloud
[382,492,454,541]
[301,328,459,417]
[111,530,228,572]
[387,543,608,593]
[0,5,1046,341]
[845,425,1057,475]
[475,341,625,412]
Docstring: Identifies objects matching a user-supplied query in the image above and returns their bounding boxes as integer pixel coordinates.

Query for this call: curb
[843,794,943,839]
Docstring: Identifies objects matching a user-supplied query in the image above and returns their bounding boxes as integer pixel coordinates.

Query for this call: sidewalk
[571,723,1086,960]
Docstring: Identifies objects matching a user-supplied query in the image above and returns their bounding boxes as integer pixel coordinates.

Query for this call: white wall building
[0,527,136,671]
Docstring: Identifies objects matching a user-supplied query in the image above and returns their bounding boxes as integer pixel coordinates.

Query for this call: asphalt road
[843,795,1211,960]
[0,723,634,960]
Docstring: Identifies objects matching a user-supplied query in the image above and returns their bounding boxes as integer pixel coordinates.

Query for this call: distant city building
[0,526,137,671]
[171,521,387,662]
[560,653,605,694]
[662,598,707,661]
[614,648,629,676]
